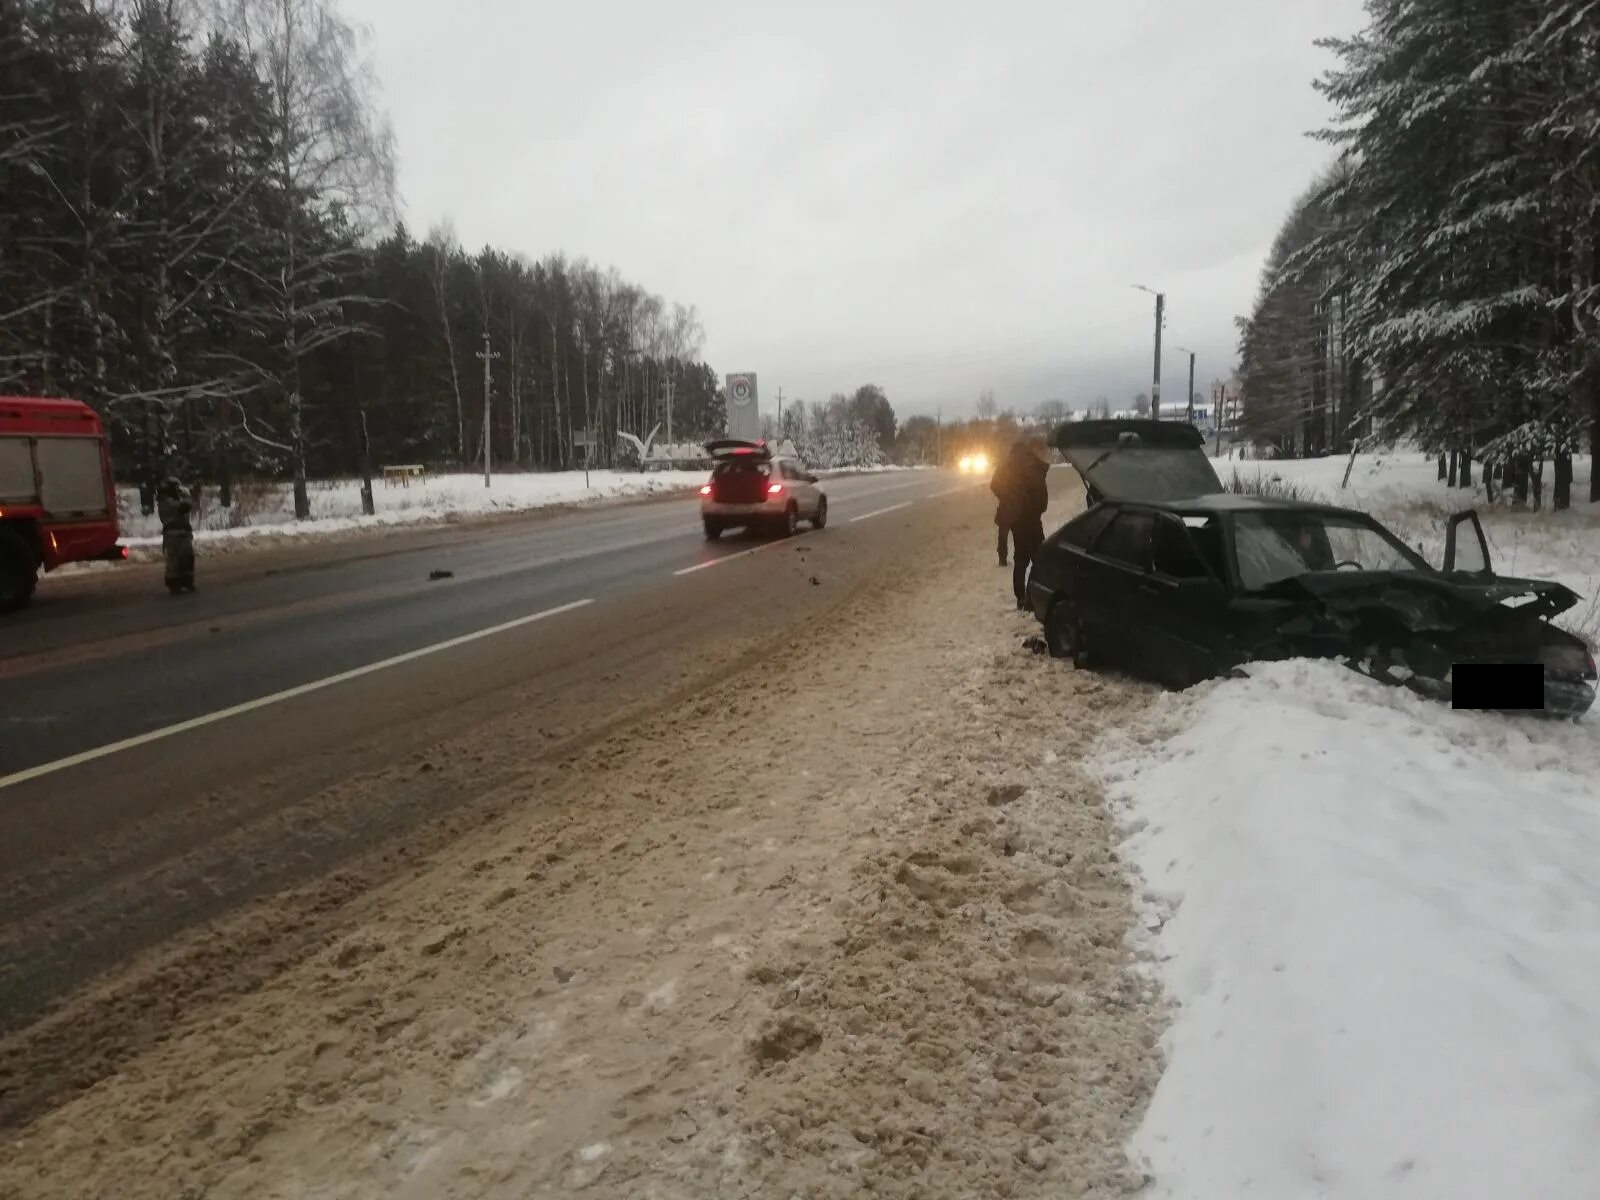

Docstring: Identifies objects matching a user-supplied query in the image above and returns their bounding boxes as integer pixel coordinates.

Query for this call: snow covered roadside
[112,470,710,552]
[95,465,926,560]
[1100,659,1600,1199]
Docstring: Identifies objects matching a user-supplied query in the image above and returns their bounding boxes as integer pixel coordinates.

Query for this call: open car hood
[1051,419,1222,502]
[703,438,771,462]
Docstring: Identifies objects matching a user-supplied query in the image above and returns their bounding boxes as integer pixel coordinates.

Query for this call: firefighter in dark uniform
[157,477,196,594]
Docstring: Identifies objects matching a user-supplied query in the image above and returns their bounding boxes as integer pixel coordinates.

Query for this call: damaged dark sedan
[1026,420,1597,718]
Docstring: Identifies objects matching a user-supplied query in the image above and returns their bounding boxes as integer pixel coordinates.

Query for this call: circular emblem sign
[730,376,754,406]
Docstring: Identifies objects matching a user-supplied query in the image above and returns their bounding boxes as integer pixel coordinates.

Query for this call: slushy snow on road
[1100,657,1600,1198]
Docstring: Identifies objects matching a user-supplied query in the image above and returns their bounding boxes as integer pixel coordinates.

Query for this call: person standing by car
[157,477,196,594]
[991,442,1049,609]
[985,473,1011,566]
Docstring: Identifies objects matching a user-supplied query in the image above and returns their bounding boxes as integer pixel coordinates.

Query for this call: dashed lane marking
[849,501,914,523]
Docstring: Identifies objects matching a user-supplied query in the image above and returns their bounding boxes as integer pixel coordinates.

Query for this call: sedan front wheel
[1044,600,1088,667]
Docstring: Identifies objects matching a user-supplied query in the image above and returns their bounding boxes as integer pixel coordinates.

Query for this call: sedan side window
[1152,516,1211,580]
[1093,511,1154,571]
[1059,504,1116,548]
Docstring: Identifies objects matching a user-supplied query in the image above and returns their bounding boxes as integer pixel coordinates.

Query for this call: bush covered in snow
[764,398,884,470]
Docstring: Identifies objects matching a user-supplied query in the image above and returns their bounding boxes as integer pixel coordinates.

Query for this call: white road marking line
[674,543,768,575]
[928,484,977,498]
[674,530,815,575]
[0,598,595,792]
[849,501,914,523]
[838,477,931,498]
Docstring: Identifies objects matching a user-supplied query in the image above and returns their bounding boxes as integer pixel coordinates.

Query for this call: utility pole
[477,332,501,488]
[776,387,784,434]
[1152,293,1165,419]
[358,408,376,516]
[936,406,942,467]
[664,364,674,446]
[1211,382,1222,457]
[1186,349,1195,424]
[1174,346,1197,424]
[1133,285,1165,419]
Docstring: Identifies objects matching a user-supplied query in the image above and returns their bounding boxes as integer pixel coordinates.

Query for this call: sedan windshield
[1233,510,1429,591]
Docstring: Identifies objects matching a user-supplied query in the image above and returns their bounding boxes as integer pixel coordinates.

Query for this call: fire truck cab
[0,396,124,610]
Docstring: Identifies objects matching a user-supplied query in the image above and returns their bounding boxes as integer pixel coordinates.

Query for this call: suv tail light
[767,483,783,495]
[699,484,711,495]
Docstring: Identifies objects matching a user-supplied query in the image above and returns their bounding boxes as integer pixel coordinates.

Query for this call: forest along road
[0,467,993,1123]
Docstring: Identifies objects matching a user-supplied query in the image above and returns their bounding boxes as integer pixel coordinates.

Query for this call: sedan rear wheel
[812,495,828,530]
[781,503,799,537]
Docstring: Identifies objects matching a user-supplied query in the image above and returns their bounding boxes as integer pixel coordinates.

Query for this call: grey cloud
[345,0,1366,416]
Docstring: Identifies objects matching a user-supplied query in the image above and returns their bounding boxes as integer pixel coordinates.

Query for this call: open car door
[1443,510,1491,576]
[1051,420,1223,504]
[1442,509,1579,621]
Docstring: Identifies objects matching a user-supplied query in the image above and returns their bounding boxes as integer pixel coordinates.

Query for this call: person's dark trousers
[996,521,1009,565]
[1012,519,1044,609]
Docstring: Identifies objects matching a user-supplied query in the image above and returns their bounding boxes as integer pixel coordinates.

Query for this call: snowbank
[1223,448,1595,515]
[114,470,708,549]
[1101,659,1600,1199]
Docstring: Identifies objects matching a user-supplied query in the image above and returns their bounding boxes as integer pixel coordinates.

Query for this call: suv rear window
[712,460,770,478]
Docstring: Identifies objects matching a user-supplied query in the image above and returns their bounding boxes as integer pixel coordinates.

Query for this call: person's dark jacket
[990,448,1049,530]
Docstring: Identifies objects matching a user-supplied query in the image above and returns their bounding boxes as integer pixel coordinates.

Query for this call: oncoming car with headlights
[699,439,827,539]
[957,451,992,475]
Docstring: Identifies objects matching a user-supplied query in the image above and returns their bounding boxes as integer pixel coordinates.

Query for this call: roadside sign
[725,373,760,441]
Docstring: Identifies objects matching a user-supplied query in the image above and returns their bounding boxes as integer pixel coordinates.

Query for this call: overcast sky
[342,0,1367,420]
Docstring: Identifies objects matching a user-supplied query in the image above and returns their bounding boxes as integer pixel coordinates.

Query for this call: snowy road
[1,463,1168,1200]
[3,468,959,775]
[0,468,1008,1123]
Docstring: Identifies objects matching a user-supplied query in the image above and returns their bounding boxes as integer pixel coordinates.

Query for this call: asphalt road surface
[0,467,1021,1124]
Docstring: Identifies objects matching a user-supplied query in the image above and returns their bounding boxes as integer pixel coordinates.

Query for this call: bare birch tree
[224,0,392,518]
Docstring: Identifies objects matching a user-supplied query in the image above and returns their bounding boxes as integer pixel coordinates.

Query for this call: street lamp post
[1132,285,1165,419]
[476,332,501,488]
[1173,345,1197,424]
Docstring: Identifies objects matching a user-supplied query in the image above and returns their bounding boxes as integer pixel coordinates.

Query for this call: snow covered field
[1101,451,1600,1197]
[113,470,709,550]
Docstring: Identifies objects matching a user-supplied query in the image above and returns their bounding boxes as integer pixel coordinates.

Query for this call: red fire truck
[0,396,125,609]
